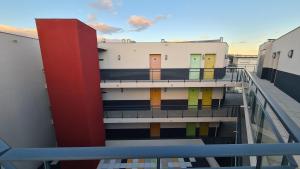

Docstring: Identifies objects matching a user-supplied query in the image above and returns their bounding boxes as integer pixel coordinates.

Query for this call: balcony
[100,68,243,88]
[1,69,300,169]
[103,105,240,123]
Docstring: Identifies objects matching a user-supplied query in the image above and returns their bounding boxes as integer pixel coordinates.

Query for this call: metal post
[44,161,50,169]
[256,107,265,169]
[236,69,239,82]
[157,158,160,169]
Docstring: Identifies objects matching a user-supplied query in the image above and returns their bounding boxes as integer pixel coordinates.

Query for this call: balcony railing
[104,105,240,118]
[242,70,300,167]
[100,67,244,83]
[1,68,300,169]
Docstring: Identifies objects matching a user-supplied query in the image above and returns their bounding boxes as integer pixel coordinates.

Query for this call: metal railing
[242,70,300,167]
[242,70,300,143]
[1,139,300,169]
[104,105,240,118]
[101,67,244,83]
[1,68,300,169]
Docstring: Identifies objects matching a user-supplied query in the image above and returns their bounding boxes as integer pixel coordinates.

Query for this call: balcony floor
[252,74,300,129]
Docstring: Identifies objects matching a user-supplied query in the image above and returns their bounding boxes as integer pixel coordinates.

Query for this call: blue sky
[1,0,300,54]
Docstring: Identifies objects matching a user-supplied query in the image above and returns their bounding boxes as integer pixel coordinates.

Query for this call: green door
[188,88,199,109]
[186,123,196,137]
[189,54,201,80]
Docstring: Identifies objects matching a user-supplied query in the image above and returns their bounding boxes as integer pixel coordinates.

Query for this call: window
[272,52,276,59]
[288,50,294,58]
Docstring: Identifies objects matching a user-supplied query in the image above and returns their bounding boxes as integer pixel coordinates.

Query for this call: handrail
[100,67,244,82]
[243,70,300,142]
[1,143,300,161]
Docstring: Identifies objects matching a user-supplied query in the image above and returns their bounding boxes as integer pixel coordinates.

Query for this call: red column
[36,19,105,169]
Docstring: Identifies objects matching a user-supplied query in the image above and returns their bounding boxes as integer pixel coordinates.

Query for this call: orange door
[150,123,160,137]
[150,88,161,108]
[150,54,161,80]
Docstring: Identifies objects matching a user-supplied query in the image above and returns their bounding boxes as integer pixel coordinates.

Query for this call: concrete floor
[251,74,300,129]
[251,74,300,166]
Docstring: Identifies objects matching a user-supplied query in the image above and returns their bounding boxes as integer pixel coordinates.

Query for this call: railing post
[157,158,160,169]
[236,69,239,82]
[44,161,50,169]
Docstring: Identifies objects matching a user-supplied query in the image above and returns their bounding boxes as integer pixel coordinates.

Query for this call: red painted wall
[36,19,105,169]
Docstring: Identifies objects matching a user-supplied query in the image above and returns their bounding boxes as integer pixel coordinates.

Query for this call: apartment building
[3,19,300,169]
[98,41,243,140]
[257,26,300,102]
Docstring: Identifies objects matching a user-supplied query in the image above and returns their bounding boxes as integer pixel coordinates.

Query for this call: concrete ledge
[100,81,242,88]
[104,117,237,123]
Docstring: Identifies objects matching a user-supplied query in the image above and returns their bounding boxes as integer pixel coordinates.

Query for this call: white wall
[103,88,224,100]
[106,122,219,129]
[272,27,300,75]
[0,32,56,169]
[233,57,258,72]
[258,41,274,68]
[102,88,150,100]
[99,42,228,69]
[162,88,188,100]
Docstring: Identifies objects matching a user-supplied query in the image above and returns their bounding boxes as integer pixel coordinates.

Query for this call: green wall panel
[186,122,196,137]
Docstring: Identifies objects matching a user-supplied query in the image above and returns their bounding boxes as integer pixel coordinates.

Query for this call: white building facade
[98,41,241,140]
[0,32,56,169]
[257,26,300,102]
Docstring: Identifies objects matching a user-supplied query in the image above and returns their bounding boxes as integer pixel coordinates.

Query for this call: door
[202,88,212,108]
[150,54,161,80]
[271,52,280,83]
[150,123,160,138]
[199,122,209,136]
[186,123,196,137]
[189,54,201,80]
[150,88,161,108]
[188,88,199,109]
[204,54,216,80]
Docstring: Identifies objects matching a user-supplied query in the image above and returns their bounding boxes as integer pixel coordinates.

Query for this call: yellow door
[202,88,212,108]
[150,54,161,80]
[150,88,161,108]
[199,122,209,136]
[204,54,216,80]
[150,123,160,138]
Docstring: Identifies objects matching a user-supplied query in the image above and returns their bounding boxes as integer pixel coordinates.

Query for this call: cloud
[0,24,37,38]
[90,22,122,34]
[128,15,153,31]
[96,36,124,43]
[87,14,122,34]
[128,15,169,32]
[154,15,170,22]
[90,0,113,10]
[87,14,97,23]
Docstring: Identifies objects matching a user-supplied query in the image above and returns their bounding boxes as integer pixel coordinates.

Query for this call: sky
[0,0,300,55]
